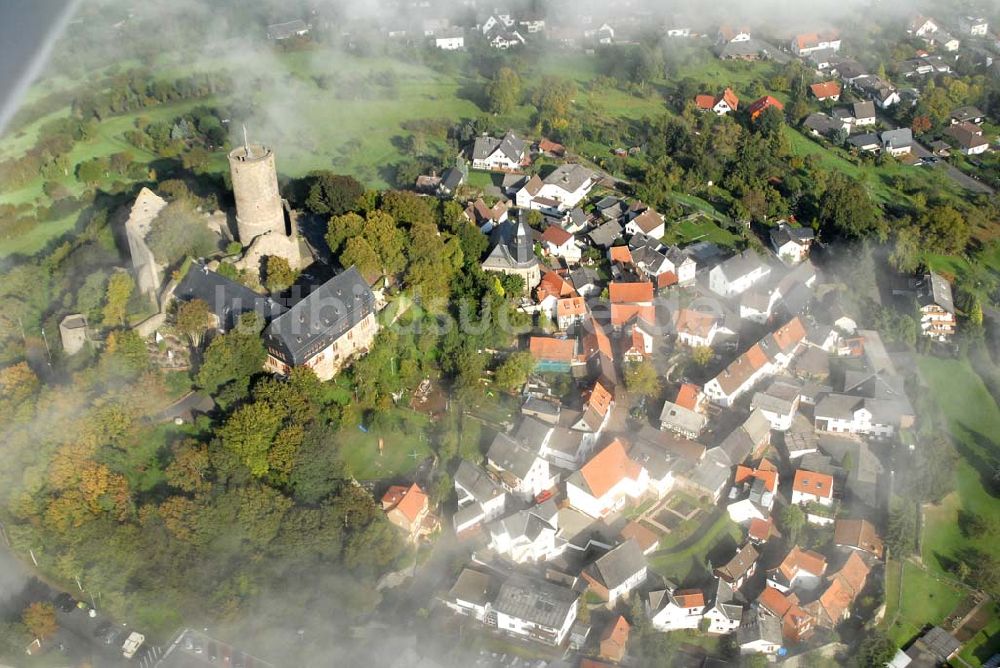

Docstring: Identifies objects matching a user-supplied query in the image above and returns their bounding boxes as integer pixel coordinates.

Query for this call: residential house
[717,25,752,43]
[834,519,884,559]
[529,336,579,373]
[540,225,582,264]
[381,483,435,542]
[950,105,985,125]
[888,627,961,668]
[486,431,557,501]
[713,542,760,590]
[809,81,842,101]
[665,246,697,286]
[573,380,616,433]
[262,267,379,382]
[609,281,656,331]
[621,319,655,363]
[767,546,827,593]
[659,397,708,440]
[751,380,802,431]
[648,586,706,631]
[539,426,596,470]
[488,499,562,563]
[566,439,650,518]
[516,163,595,211]
[588,220,624,249]
[793,31,841,56]
[695,88,740,115]
[881,128,913,156]
[757,586,815,643]
[481,220,541,290]
[852,100,877,126]
[703,344,773,407]
[556,297,587,330]
[748,517,780,544]
[814,393,902,438]
[859,78,900,109]
[945,122,989,156]
[770,223,815,264]
[581,538,649,605]
[471,131,528,170]
[464,198,508,233]
[598,616,631,663]
[907,16,939,37]
[704,578,744,634]
[445,568,498,622]
[817,434,882,508]
[959,16,988,36]
[536,270,578,315]
[267,19,310,41]
[804,552,870,628]
[674,308,720,348]
[624,206,666,239]
[738,607,783,656]
[915,271,957,340]
[747,96,785,121]
[728,459,779,523]
[804,112,847,138]
[453,460,507,533]
[493,574,580,645]
[709,251,771,297]
[791,469,834,507]
[848,132,881,153]
[434,31,465,50]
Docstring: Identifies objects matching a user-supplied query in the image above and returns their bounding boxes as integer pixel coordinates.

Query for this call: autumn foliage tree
[22,602,57,640]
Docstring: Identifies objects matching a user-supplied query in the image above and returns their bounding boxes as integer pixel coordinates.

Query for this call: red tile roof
[748,517,778,542]
[586,380,614,416]
[529,336,577,363]
[734,461,778,492]
[759,585,793,617]
[778,546,828,581]
[556,296,587,318]
[579,439,643,498]
[834,519,884,559]
[620,521,660,552]
[792,469,834,498]
[674,309,716,339]
[810,81,842,99]
[536,270,577,301]
[609,245,633,264]
[721,87,739,110]
[582,317,614,357]
[657,271,678,289]
[610,281,654,304]
[773,317,806,353]
[674,589,706,609]
[541,225,573,247]
[385,482,428,524]
[611,304,656,327]
[675,383,701,411]
[748,95,785,119]
[695,94,716,110]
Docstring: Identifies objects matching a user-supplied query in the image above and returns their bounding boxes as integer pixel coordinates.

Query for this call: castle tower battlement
[228,142,286,244]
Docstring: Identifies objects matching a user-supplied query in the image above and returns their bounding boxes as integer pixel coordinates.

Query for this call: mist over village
[0,0,999,666]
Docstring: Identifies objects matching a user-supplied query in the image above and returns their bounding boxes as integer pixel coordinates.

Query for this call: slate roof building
[471,131,528,170]
[492,574,580,645]
[482,220,542,290]
[176,262,287,332]
[581,538,649,604]
[262,266,378,381]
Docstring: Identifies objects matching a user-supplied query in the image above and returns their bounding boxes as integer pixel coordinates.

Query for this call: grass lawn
[663,216,738,247]
[336,412,433,480]
[883,559,965,647]
[958,606,1000,666]
[916,356,1000,576]
[649,511,742,584]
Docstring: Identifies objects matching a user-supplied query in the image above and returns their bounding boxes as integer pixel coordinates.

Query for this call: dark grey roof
[715,251,769,283]
[440,167,465,191]
[471,131,525,163]
[803,113,842,136]
[708,578,742,620]
[522,397,561,419]
[771,223,815,248]
[543,163,593,192]
[588,220,623,248]
[484,220,538,270]
[914,626,961,661]
[881,128,913,149]
[848,132,880,149]
[751,380,801,415]
[738,607,782,646]
[586,539,647,589]
[267,19,309,40]
[950,105,984,122]
[596,196,628,220]
[918,271,955,313]
[448,568,497,606]
[514,416,553,449]
[495,499,558,541]
[718,410,770,464]
[546,427,584,456]
[262,266,374,366]
[716,38,790,62]
[629,440,679,481]
[569,267,600,290]
[493,574,579,628]
[488,432,540,479]
[815,393,863,420]
[853,100,876,119]
[688,449,732,494]
[715,542,759,583]
[454,460,505,505]
[177,262,287,331]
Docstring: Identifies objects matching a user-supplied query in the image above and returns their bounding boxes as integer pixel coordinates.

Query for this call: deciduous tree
[22,602,57,640]
[102,272,135,326]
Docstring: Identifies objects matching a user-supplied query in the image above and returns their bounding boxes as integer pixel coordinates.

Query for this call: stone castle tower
[228,140,287,244]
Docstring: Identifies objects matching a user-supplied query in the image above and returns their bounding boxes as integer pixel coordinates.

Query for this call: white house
[766,546,827,594]
[540,225,582,264]
[493,574,579,645]
[814,394,901,438]
[453,460,507,533]
[790,469,834,507]
[566,439,649,518]
[881,128,913,156]
[555,296,587,331]
[445,568,496,621]
[959,16,988,36]
[581,538,648,605]
[471,131,527,170]
[487,499,563,563]
[516,164,595,211]
[434,32,465,50]
[674,308,720,348]
[751,380,802,431]
[704,578,744,634]
[770,223,814,265]
[664,246,697,286]
[792,31,841,56]
[709,251,771,298]
[916,271,957,340]
[703,343,774,407]
[908,16,939,37]
[852,100,877,126]
[486,432,558,501]
[625,207,666,240]
[738,608,783,656]
[648,588,706,631]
